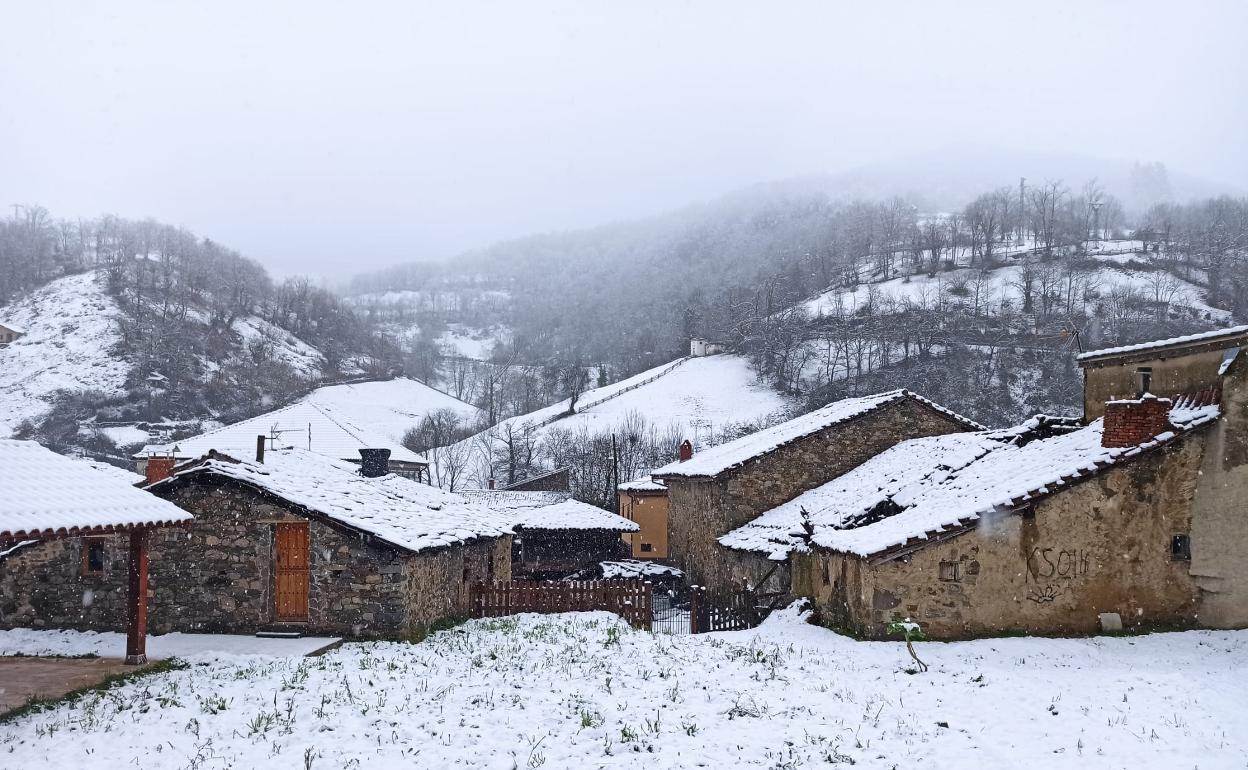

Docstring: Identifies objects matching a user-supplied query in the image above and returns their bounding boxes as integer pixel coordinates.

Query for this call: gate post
[689,586,700,634]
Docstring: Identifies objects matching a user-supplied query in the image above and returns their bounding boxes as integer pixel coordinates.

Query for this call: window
[1135,367,1153,396]
[82,540,106,576]
[1171,534,1191,562]
[938,560,961,582]
[640,543,654,553]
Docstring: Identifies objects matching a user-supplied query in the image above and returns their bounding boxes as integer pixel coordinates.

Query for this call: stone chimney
[145,456,176,485]
[358,448,391,478]
[1102,394,1173,448]
[678,439,693,462]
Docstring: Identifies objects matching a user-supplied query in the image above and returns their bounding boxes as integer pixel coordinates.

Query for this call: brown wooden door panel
[275,523,310,621]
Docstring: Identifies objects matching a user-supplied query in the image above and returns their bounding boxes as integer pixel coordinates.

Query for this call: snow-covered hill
[0,270,334,444]
[799,247,1226,325]
[0,272,131,436]
[442,353,796,488]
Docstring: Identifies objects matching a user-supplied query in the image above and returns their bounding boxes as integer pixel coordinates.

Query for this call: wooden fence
[469,579,653,629]
[689,588,768,633]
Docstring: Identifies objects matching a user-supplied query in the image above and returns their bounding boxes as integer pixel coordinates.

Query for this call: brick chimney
[358,448,391,478]
[1102,394,1173,448]
[678,439,693,462]
[145,456,176,484]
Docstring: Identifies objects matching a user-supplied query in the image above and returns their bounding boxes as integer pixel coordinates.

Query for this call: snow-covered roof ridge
[1077,325,1248,363]
[722,402,1220,561]
[152,449,508,553]
[0,439,192,540]
[460,489,639,532]
[617,476,667,492]
[135,400,427,465]
[0,321,25,333]
[652,389,983,479]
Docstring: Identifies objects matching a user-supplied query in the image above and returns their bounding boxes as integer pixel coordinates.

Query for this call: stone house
[0,322,23,345]
[617,477,669,559]
[461,489,636,579]
[651,390,983,594]
[5,448,511,639]
[721,324,1248,638]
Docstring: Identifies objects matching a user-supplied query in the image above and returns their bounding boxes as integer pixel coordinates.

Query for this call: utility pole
[611,433,620,515]
[1017,177,1026,245]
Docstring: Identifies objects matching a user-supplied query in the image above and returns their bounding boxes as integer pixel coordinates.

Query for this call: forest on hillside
[0,209,401,449]
[3,178,1247,470]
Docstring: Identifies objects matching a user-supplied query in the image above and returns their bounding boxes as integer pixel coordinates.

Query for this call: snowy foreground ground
[2,607,1245,769]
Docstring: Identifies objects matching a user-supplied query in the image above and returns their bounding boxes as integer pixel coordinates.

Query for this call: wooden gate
[274,522,309,621]
[470,579,652,629]
[688,587,775,633]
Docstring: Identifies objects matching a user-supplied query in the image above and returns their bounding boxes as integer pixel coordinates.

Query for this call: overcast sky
[2,1,1246,278]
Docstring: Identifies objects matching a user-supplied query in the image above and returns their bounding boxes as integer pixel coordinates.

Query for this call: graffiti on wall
[1025,547,1092,604]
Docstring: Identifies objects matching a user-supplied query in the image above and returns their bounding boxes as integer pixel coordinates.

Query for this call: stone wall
[0,536,129,631]
[666,398,972,592]
[405,536,510,628]
[1189,356,1248,627]
[0,478,513,638]
[795,437,1206,638]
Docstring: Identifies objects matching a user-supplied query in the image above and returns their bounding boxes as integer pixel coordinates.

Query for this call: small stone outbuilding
[462,489,636,579]
[652,390,983,595]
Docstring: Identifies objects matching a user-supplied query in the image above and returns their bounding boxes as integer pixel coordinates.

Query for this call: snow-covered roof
[598,560,683,579]
[152,449,507,553]
[617,476,667,493]
[1077,325,1248,364]
[652,390,982,479]
[0,440,192,540]
[135,401,427,466]
[71,457,144,486]
[461,490,639,532]
[0,321,25,334]
[722,404,1219,560]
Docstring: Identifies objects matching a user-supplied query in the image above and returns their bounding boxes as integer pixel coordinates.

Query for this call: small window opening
[938,560,961,582]
[640,543,654,553]
[82,540,106,576]
[1136,367,1153,396]
[1171,534,1191,562]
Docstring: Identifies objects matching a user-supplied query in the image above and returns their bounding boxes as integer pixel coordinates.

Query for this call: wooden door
[274,523,310,621]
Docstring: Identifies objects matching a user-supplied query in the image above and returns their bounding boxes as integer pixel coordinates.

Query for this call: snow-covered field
[299,377,483,444]
[0,273,131,437]
[2,609,1244,768]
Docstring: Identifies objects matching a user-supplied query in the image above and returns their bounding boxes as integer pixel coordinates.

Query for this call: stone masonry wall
[796,437,1206,638]
[1189,355,1248,627]
[667,398,971,593]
